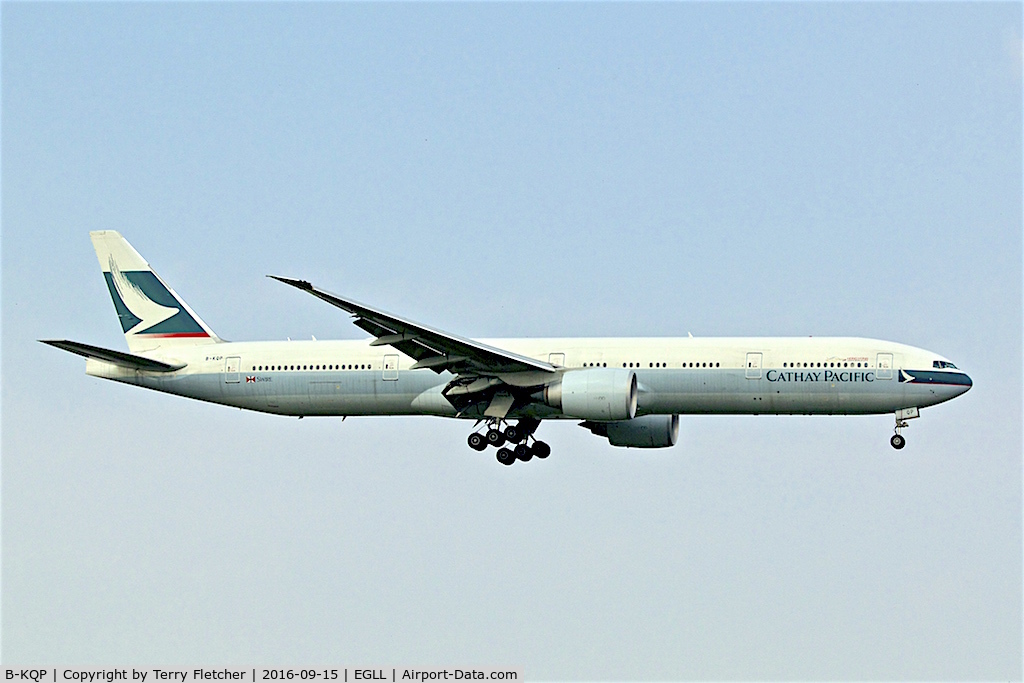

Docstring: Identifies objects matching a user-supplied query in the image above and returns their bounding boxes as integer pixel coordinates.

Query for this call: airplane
[42,231,972,465]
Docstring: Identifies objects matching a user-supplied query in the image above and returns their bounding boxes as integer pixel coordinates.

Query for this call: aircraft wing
[40,339,185,372]
[269,276,557,376]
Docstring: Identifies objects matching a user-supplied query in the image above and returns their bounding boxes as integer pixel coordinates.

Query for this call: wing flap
[40,340,185,372]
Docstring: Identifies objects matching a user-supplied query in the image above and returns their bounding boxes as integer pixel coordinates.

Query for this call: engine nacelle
[542,368,637,421]
[584,415,680,448]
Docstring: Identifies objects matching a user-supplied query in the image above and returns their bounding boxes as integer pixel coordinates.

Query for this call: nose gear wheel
[891,414,911,449]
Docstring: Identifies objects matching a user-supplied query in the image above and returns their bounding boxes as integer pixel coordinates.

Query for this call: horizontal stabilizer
[39,340,185,372]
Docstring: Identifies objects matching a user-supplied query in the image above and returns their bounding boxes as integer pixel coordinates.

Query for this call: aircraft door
[383,354,399,381]
[548,353,565,367]
[224,356,241,383]
[876,353,893,380]
[745,352,762,379]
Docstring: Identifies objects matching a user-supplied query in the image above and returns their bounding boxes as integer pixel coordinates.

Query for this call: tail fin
[90,231,221,351]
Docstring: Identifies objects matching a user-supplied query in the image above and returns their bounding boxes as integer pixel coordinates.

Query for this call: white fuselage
[85,336,972,419]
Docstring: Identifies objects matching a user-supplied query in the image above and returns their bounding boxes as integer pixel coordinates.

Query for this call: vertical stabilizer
[90,231,221,351]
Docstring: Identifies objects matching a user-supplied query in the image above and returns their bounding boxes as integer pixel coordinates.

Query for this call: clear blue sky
[3,3,1021,679]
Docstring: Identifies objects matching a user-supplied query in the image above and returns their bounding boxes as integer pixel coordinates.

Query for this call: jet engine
[541,368,637,421]
[582,414,680,448]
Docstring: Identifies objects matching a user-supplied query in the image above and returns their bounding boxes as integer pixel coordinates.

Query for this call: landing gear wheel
[468,432,487,451]
[504,425,523,444]
[890,434,906,450]
[531,441,551,459]
[514,444,532,462]
[496,447,515,466]
[486,429,506,448]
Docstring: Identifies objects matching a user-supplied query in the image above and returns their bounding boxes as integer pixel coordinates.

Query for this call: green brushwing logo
[104,260,206,336]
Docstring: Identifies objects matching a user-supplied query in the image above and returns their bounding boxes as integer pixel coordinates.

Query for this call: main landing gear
[468,418,550,466]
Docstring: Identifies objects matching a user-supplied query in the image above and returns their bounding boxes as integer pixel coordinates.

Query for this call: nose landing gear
[890,406,919,449]
[469,418,549,465]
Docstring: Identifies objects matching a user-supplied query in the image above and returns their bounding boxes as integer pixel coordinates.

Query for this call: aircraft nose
[950,372,973,396]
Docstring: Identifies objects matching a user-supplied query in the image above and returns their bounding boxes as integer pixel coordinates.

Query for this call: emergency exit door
[383,354,399,380]
[876,353,893,380]
[745,352,762,379]
[224,356,241,383]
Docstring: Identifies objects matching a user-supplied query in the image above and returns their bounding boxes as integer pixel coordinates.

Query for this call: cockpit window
[933,360,958,369]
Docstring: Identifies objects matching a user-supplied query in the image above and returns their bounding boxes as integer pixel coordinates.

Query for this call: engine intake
[542,368,637,421]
